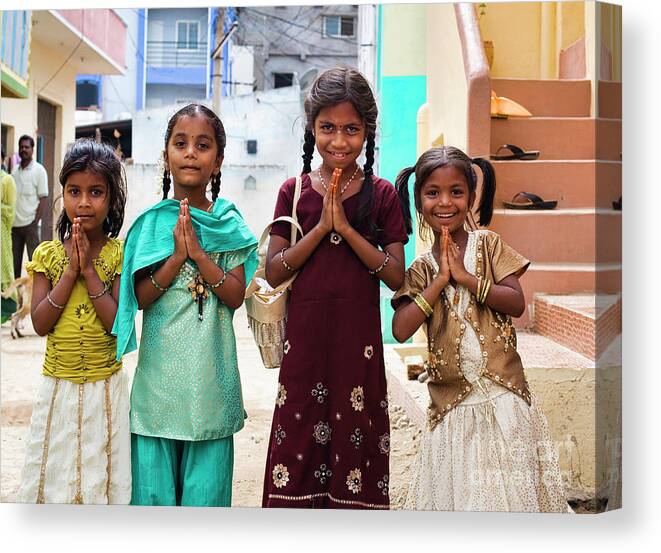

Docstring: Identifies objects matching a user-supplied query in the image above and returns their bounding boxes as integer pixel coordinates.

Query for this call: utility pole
[211,8,239,114]
[212,7,225,114]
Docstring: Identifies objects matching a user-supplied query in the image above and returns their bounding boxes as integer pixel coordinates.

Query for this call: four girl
[16,68,568,512]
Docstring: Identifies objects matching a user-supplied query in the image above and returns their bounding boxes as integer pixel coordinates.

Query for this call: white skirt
[404,380,569,513]
[17,370,131,504]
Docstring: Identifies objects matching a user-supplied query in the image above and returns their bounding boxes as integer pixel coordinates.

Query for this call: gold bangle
[479,278,491,304]
[209,271,227,288]
[46,291,66,310]
[476,276,483,302]
[88,282,109,300]
[368,251,390,275]
[280,248,295,272]
[150,273,169,292]
[413,294,433,318]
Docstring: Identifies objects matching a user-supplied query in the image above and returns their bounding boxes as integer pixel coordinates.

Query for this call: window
[244,175,257,191]
[273,73,294,89]
[76,80,100,110]
[177,21,199,50]
[246,140,257,154]
[323,15,355,38]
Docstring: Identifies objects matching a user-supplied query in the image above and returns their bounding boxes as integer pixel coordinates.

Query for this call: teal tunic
[130,248,253,440]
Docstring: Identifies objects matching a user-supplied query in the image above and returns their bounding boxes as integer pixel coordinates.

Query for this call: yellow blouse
[27,239,123,384]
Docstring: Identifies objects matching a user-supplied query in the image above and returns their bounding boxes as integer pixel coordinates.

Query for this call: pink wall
[57,9,126,69]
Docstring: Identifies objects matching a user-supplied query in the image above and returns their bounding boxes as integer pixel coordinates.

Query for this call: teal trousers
[130,433,234,507]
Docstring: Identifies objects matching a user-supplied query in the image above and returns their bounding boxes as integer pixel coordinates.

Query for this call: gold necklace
[318,166,361,196]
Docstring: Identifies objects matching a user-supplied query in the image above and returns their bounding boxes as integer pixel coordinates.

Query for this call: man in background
[11,135,48,278]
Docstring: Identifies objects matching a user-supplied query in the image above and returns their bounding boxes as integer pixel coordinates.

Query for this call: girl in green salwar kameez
[113,104,257,506]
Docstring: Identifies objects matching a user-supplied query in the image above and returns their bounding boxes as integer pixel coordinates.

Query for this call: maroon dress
[262,174,408,509]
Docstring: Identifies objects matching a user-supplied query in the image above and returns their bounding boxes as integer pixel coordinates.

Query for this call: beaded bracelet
[46,291,66,310]
[413,294,433,318]
[209,271,228,288]
[368,251,390,275]
[150,273,169,292]
[280,248,295,272]
[89,282,109,300]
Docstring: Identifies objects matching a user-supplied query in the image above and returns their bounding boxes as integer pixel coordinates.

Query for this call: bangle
[89,282,109,300]
[476,276,483,302]
[46,291,66,310]
[413,294,433,318]
[150,273,169,292]
[209,271,228,288]
[368,251,390,275]
[280,248,295,272]
[478,277,491,304]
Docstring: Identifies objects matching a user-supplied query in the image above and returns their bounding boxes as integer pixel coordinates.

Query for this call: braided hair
[162,103,226,200]
[303,67,379,238]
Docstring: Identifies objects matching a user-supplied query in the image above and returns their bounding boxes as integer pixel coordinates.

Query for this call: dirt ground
[0,307,421,507]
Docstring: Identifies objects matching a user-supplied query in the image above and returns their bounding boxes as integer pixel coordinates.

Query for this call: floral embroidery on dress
[313,421,331,445]
[350,386,365,412]
[490,312,517,352]
[311,382,329,404]
[75,304,91,319]
[380,398,389,411]
[330,232,343,245]
[378,433,390,454]
[276,383,287,407]
[272,464,289,488]
[350,428,364,449]
[314,463,332,485]
[377,474,389,496]
[274,425,286,445]
[346,468,362,494]
[283,340,291,354]
[363,345,374,359]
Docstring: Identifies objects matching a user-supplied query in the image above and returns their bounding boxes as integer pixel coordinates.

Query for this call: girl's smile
[314,101,365,172]
[63,170,110,236]
[420,165,472,235]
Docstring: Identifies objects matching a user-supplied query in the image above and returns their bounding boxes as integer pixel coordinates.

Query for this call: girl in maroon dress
[262,67,410,509]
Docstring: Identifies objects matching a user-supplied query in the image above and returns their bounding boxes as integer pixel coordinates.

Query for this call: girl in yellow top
[18,139,129,504]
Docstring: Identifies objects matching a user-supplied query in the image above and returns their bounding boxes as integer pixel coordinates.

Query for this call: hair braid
[302,129,315,174]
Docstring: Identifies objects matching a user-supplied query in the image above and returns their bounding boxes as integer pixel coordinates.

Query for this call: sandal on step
[490,144,540,161]
[503,191,557,210]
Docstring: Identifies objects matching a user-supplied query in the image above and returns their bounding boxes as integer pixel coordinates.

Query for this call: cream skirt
[17,370,131,504]
[404,380,570,513]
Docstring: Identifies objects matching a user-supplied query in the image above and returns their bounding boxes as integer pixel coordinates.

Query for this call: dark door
[37,98,56,241]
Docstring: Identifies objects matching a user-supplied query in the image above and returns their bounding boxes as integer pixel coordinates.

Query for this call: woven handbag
[245,176,303,368]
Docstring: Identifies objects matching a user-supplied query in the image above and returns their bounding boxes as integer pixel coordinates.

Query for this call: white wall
[126,85,305,237]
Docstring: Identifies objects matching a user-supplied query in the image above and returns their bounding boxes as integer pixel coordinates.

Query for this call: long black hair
[162,103,226,201]
[57,138,127,241]
[394,146,496,238]
[303,67,378,238]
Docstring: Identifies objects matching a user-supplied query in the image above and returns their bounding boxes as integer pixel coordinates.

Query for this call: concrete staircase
[487,78,622,328]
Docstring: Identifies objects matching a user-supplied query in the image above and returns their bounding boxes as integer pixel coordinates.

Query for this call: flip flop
[490,144,540,161]
[503,191,557,210]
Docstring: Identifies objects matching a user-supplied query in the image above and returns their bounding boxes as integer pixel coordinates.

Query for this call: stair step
[488,210,621,264]
[492,159,621,209]
[491,78,591,117]
[598,80,622,119]
[532,293,621,360]
[490,117,621,160]
[516,263,621,327]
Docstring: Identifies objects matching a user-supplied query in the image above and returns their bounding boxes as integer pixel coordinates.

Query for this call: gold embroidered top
[392,230,531,429]
[27,239,123,384]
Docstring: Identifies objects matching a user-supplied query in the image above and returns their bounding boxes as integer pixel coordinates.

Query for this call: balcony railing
[146,40,207,67]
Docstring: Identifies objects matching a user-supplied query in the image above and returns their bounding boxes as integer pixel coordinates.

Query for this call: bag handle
[246,176,305,298]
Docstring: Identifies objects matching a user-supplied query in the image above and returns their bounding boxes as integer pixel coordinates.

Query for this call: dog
[1,275,32,339]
